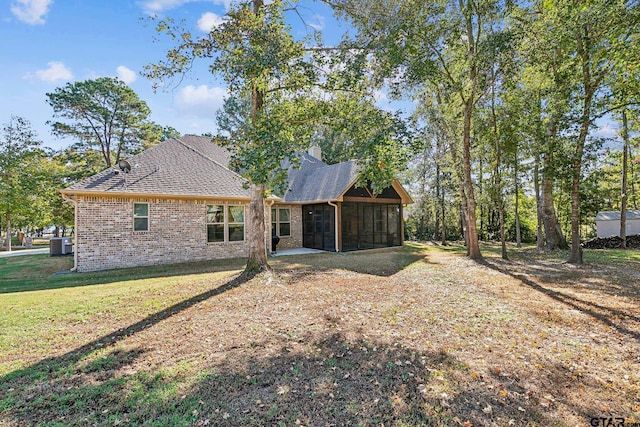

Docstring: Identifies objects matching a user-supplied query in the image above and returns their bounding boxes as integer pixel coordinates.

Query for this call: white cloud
[25,61,73,83]
[174,84,227,117]
[138,0,231,15]
[116,66,137,84]
[197,12,226,32]
[11,0,52,25]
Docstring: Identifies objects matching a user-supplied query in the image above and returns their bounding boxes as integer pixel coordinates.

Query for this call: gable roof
[62,136,250,200]
[282,153,359,203]
[281,152,413,204]
[61,135,412,204]
[596,210,640,221]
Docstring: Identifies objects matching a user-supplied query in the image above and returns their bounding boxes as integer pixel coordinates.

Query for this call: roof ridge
[174,137,246,181]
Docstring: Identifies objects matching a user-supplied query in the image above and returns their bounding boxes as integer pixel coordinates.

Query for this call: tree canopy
[46,77,159,169]
[0,116,45,251]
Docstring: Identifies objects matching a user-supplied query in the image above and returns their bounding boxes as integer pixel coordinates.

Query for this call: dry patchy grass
[1,243,639,426]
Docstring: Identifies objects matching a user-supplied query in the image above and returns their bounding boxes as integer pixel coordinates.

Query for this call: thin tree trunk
[441,181,446,245]
[568,26,598,265]
[489,78,507,259]
[630,143,638,210]
[434,161,441,241]
[478,155,484,241]
[567,99,592,264]
[514,148,521,248]
[5,217,11,252]
[460,190,468,250]
[621,109,629,248]
[568,120,586,264]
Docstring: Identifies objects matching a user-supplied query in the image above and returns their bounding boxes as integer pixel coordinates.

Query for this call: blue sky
[0,0,621,153]
[0,0,348,151]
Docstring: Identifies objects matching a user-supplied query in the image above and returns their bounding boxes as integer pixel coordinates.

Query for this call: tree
[327,0,514,259]
[545,0,640,263]
[145,1,410,274]
[0,116,43,251]
[145,0,321,273]
[47,77,157,169]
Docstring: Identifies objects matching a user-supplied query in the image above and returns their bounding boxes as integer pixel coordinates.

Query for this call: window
[207,205,225,242]
[271,207,291,237]
[207,204,245,242]
[228,205,245,241]
[133,203,149,231]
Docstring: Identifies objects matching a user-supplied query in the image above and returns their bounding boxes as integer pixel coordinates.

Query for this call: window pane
[207,224,224,242]
[278,208,290,222]
[134,218,148,231]
[207,205,224,223]
[272,222,277,233]
[229,225,244,241]
[271,207,276,218]
[134,203,148,217]
[229,206,244,223]
[279,222,290,237]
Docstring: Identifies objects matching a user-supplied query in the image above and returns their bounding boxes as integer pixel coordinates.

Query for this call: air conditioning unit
[50,238,62,256]
[50,237,73,256]
[61,237,73,255]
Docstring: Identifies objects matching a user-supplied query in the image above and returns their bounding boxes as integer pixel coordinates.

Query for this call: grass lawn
[0,243,639,426]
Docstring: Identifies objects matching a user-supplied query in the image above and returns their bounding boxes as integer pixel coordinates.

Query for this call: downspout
[327,201,339,252]
[61,193,78,272]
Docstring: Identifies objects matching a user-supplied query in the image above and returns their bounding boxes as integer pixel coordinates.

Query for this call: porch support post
[328,201,339,252]
[401,204,405,245]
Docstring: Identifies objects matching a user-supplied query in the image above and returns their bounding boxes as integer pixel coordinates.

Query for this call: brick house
[61,135,412,272]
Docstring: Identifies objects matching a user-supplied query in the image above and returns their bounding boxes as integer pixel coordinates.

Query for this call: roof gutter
[60,189,283,203]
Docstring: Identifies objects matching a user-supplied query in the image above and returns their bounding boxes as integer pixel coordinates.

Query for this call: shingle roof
[282,153,359,202]
[596,210,640,221]
[63,136,412,204]
[63,136,250,199]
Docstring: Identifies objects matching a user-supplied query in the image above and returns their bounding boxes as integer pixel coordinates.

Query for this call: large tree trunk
[534,155,545,250]
[462,99,481,259]
[244,1,269,275]
[245,183,269,273]
[541,147,568,250]
[621,109,629,249]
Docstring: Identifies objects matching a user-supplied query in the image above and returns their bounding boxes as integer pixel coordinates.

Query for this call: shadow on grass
[0,255,247,294]
[1,272,248,383]
[1,328,557,426]
[271,243,430,279]
[477,258,640,344]
[1,244,430,295]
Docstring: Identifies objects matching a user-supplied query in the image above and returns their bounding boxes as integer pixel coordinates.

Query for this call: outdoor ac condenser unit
[50,238,62,256]
[61,237,72,255]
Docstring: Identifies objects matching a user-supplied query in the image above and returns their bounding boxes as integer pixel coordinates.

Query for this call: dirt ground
[1,244,639,426]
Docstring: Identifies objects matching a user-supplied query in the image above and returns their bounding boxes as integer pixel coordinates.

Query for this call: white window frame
[133,202,149,232]
[206,204,225,243]
[206,203,245,243]
[271,207,291,237]
[227,205,245,242]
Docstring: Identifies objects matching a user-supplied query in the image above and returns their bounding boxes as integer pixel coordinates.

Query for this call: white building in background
[595,210,640,238]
